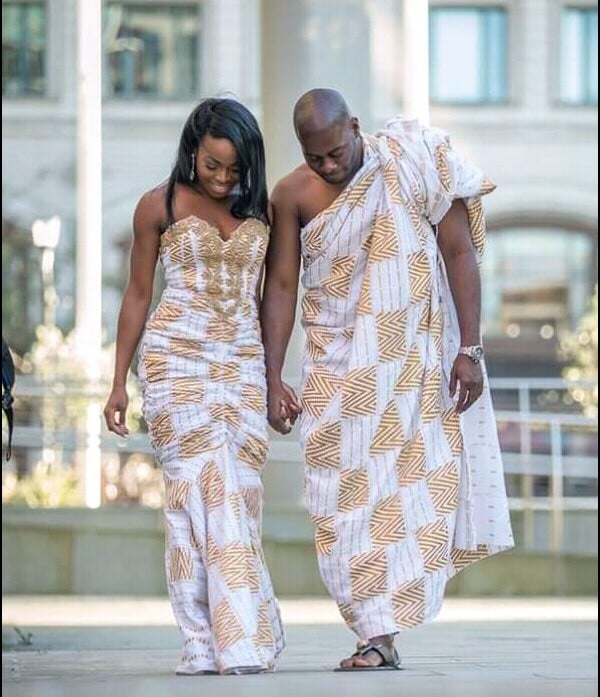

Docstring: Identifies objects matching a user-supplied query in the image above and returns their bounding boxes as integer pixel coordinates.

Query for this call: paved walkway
[3,597,597,696]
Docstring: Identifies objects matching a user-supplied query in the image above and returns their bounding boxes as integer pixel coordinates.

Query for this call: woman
[104,98,285,676]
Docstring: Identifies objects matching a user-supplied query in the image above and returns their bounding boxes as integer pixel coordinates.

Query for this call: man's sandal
[334,641,402,671]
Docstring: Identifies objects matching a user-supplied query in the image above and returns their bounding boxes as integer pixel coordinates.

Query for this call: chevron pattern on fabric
[408,250,431,302]
[180,425,215,458]
[322,255,356,299]
[451,545,490,572]
[306,421,341,469]
[341,366,377,417]
[171,377,204,405]
[306,326,336,361]
[241,384,265,414]
[370,401,404,455]
[209,362,240,383]
[209,403,242,429]
[394,347,424,395]
[466,197,486,255]
[442,407,465,457]
[370,494,406,547]
[421,368,442,424]
[147,301,185,330]
[165,477,190,510]
[434,142,452,193]
[213,601,246,652]
[169,547,194,582]
[396,430,427,486]
[143,352,168,383]
[338,469,370,513]
[349,549,388,602]
[369,211,399,262]
[241,486,261,520]
[376,309,408,361]
[303,220,325,257]
[301,366,342,418]
[416,518,450,573]
[197,460,226,511]
[205,316,238,342]
[427,461,459,515]
[206,533,220,566]
[382,158,404,205]
[238,434,268,470]
[219,543,259,591]
[337,602,357,632]
[357,264,373,315]
[392,578,426,628]
[313,515,338,556]
[149,411,176,447]
[170,336,202,358]
[236,343,263,360]
[257,601,275,647]
[301,289,322,324]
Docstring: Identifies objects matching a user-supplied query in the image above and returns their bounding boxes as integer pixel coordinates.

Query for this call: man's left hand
[449,354,484,413]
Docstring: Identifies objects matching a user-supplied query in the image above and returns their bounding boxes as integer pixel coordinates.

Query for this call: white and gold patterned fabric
[138,215,284,674]
[299,119,514,641]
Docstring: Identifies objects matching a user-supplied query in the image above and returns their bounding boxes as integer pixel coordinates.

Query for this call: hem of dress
[176,662,218,675]
[349,542,514,640]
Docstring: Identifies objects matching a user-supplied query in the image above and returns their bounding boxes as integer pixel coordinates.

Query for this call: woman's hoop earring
[189,153,196,182]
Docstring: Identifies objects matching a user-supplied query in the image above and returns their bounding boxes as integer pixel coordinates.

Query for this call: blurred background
[2,0,597,597]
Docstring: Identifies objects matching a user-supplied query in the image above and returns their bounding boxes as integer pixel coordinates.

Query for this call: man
[261,89,513,670]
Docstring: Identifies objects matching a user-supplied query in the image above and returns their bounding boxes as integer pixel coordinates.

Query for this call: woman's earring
[189,153,196,182]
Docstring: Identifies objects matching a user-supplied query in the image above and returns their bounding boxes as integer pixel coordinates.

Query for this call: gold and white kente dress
[138,215,284,675]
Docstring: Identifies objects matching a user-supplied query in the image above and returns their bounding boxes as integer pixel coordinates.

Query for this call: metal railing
[3,376,597,554]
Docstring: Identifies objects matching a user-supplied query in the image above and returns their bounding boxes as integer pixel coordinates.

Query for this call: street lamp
[32,216,61,328]
[32,216,62,471]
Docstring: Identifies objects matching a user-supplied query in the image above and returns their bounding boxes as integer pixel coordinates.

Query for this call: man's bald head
[292,89,363,186]
[293,89,352,137]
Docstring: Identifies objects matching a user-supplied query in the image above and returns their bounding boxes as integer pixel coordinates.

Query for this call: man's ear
[350,117,360,136]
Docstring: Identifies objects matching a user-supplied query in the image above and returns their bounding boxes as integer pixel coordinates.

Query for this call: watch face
[474,346,484,359]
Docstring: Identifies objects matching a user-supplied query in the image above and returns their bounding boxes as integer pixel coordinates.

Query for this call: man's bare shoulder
[271,164,313,204]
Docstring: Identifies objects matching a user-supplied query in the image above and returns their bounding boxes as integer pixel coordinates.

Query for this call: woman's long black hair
[165,98,268,225]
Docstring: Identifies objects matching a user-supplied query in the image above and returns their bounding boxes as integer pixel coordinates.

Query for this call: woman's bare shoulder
[134,183,169,233]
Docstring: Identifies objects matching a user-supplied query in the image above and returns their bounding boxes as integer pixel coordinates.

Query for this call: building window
[560,7,598,105]
[2,220,43,354]
[2,2,46,97]
[429,6,508,104]
[103,3,200,99]
[481,228,595,343]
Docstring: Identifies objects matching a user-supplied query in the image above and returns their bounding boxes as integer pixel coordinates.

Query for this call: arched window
[481,226,597,374]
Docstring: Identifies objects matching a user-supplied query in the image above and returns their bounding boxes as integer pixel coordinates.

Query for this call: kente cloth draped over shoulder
[298,118,514,641]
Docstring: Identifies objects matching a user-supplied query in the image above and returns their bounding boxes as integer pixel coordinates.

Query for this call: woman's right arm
[104,192,162,436]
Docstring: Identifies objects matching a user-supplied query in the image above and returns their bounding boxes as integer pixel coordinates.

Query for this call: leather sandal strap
[358,642,399,666]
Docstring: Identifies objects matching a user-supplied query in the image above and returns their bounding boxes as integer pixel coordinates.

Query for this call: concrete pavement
[3,596,597,696]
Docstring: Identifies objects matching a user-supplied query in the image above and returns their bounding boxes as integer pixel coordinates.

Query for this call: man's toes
[353,654,377,668]
[357,650,384,667]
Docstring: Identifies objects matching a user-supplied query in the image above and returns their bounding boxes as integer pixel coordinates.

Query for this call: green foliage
[2,462,81,507]
[561,285,598,418]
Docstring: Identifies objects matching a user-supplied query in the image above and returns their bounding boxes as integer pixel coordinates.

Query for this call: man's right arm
[260,178,302,433]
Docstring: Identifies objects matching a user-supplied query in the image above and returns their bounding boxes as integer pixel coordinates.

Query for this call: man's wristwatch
[458,345,484,364]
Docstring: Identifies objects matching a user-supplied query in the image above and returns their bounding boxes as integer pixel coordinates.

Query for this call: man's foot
[339,635,397,669]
